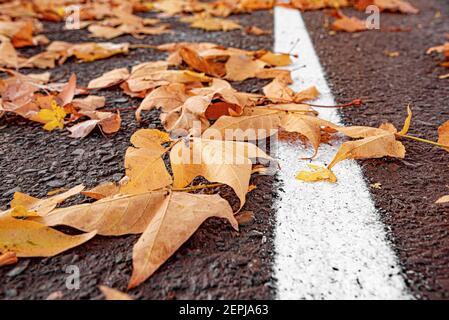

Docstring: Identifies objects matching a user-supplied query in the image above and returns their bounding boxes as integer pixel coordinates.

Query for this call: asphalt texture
[0,10,276,300]
[302,0,449,299]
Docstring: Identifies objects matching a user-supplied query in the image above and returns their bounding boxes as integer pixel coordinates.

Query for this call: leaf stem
[304,99,363,109]
[397,134,449,149]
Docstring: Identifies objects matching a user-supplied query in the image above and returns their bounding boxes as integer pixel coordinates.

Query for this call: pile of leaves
[0,71,121,137]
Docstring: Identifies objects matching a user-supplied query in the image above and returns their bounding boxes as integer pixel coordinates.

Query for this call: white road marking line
[273,6,412,300]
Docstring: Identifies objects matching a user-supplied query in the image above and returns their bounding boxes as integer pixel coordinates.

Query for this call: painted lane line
[273,6,412,300]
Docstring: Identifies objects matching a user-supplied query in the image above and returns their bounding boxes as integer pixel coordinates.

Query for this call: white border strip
[273,7,411,300]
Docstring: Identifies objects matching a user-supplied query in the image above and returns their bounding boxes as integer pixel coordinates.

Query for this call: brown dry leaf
[68,111,121,138]
[329,129,405,169]
[203,110,281,140]
[35,191,169,236]
[225,54,265,81]
[245,26,271,36]
[354,0,419,14]
[71,95,106,111]
[331,13,367,33]
[258,52,292,67]
[183,15,242,32]
[88,25,126,39]
[204,101,243,120]
[239,0,275,10]
[126,69,210,94]
[286,0,350,10]
[436,195,449,204]
[56,74,77,107]
[179,46,226,77]
[128,192,238,288]
[81,182,120,200]
[88,68,130,89]
[0,36,18,69]
[293,86,320,102]
[255,68,293,82]
[99,286,133,300]
[161,79,253,134]
[71,42,129,62]
[263,77,295,100]
[263,78,320,103]
[0,252,18,267]
[281,113,338,157]
[170,138,273,208]
[437,120,449,152]
[0,216,95,257]
[136,83,189,122]
[119,129,173,194]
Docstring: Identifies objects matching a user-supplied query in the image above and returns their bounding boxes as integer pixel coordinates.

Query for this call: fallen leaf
[8,185,85,217]
[81,182,120,200]
[119,129,173,194]
[436,195,449,204]
[329,130,405,169]
[99,286,133,300]
[35,191,169,236]
[296,164,337,183]
[203,110,281,140]
[183,15,242,32]
[245,26,271,36]
[258,52,292,66]
[136,83,189,122]
[235,210,255,226]
[56,74,77,107]
[438,120,449,152]
[37,99,67,131]
[88,68,130,89]
[354,0,419,14]
[331,13,367,33]
[170,138,273,208]
[129,192,238,288]
[281,113,337,157]
[0,36,18,69]
[68,111,121,138]
[286,0,350,10]
[0,216,95,257]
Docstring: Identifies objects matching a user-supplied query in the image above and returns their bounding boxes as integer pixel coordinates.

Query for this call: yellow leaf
[0,216,95,257]
[128,192,238,288]
[296,164,337,183]
[8,185,84,218]
[37,100,66,131]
